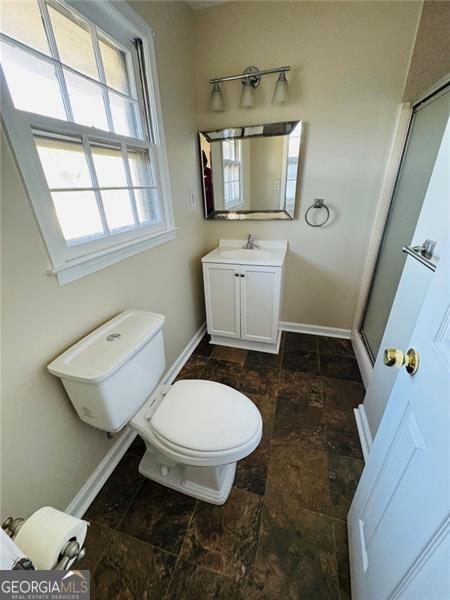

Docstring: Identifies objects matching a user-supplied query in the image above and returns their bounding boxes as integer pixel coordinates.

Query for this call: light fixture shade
[272,71,289,105]
[240,81,255,108]
[210,82,225,112]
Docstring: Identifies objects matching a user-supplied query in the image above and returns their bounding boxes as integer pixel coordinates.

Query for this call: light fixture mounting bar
[209,66,290,85]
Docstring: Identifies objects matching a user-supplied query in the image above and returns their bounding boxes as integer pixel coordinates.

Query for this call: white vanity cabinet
[201,240,287,353]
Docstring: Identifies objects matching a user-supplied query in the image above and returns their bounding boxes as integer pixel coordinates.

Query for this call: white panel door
[240,265,281,343]
[203,263,240,338]
[348,242,450,597]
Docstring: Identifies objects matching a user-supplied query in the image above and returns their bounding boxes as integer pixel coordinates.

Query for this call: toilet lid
[150,380,261,453]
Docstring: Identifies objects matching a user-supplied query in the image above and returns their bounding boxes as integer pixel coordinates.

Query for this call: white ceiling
[186,1,227,10]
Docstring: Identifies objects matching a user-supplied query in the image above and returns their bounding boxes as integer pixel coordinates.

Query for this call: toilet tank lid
[47,310,165,383]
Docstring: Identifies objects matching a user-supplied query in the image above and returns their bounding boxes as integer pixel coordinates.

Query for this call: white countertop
[201,239,288,267]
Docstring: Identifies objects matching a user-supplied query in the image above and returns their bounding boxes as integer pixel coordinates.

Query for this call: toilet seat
[131,379,262,467]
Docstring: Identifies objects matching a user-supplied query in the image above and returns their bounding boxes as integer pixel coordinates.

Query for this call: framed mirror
[199,121,302,220]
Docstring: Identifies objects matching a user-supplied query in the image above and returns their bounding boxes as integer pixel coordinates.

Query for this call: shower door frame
[350,75,450,389]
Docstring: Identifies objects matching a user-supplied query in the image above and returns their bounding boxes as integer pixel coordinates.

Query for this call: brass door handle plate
[383,347,419,375]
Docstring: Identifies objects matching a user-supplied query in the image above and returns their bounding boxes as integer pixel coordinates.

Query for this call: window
[0,0,174,284]
[222,139,241,209]
[284,123,301,211]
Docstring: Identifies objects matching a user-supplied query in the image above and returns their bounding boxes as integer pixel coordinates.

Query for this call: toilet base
[138,447,236,505]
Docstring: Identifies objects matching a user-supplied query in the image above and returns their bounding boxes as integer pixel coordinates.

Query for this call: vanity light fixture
[210,81,225,112]
[209,65,290,111]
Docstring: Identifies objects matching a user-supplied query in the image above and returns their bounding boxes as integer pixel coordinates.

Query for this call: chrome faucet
[243,234,259,249]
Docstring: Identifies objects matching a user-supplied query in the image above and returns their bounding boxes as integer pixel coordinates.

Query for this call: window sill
[47,227,178,286]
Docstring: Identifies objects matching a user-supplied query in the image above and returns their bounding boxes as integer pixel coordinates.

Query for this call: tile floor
[80,332,364,599]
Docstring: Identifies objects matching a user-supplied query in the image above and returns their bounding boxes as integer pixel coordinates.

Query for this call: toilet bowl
[131,379,261,503]
[47,310,262,505]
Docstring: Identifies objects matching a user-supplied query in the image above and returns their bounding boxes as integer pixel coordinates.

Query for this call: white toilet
[47,310,262,505]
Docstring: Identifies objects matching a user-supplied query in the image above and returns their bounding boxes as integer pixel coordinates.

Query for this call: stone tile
[111,453,145,485]
[238,364,280,397]
[235,394,275,494]
[322,376,365,411]
[284,331,319,352]
[179,487,263,582]
[278,370,323,407]
[282,348,320,375]
[320,354,362,382]
[85,454,144,529]
[212,345,248,364]
[249,394,277,436]
[245,349,282,369]
[273,396,326,451]
[176,354,209,380]
[201,358,243,389]
[126,434,146,459]
[77,521,114,573]
[328,454,364,520]
[333,519,352,600]
[235,434,270,496]
[319,336,354,357]
[91,531,175,599]
[326,408,363,459]
[250,495,339,599]
[166,561,240,600]
[193,333,215,356]
[266,442,333,516]
[118,480,196,554]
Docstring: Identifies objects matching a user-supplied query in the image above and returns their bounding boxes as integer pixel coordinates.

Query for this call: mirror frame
[198,121,302,220]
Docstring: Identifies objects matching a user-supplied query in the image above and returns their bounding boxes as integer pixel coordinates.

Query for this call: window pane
[1,0,50,54]
[51,191,104,242]
[110,92,138,137]
[134,188,160,224]
[35,136,92,189]
[101,190,135,231]
[48,5,98,80]
[91,146,127,187]
[64,70,108,130]
[0,42,66,119]
[127,150,155,186]
[99,37,129,94]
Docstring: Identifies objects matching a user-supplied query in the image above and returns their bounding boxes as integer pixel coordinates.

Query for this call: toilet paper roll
[14,506,88,570]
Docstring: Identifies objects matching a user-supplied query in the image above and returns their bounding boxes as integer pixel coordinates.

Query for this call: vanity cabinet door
[240,265,281,343]
[203,263,241,338]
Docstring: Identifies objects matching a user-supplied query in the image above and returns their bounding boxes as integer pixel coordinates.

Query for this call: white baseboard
[66,321,207,518]
[66,427,136,518]
[279,321,351,339]
[354,404,373,462]
[351,329,373,389]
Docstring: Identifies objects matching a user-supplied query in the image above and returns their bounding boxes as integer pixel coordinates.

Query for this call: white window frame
[222,139,242,210]
[0,0,176,285]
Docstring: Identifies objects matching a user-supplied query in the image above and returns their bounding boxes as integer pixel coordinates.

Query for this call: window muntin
[222,139,241,209]
[285,124,301,208]
[0,0,142,139]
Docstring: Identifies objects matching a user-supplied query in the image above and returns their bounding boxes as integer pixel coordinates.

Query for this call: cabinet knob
[240,274,245,277]
[235,273,239,277]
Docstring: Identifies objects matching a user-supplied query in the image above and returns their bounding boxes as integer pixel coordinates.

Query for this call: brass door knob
[383,347,419,375]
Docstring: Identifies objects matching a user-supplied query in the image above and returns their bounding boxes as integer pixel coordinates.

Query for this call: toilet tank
[48,310,166,433]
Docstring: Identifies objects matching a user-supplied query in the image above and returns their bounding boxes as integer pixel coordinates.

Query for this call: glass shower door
[361,86,449,361]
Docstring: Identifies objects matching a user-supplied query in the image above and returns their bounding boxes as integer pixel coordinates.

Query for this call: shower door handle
[402,239,437,272]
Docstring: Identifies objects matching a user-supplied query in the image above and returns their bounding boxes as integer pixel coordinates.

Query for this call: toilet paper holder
[2,516,87,570]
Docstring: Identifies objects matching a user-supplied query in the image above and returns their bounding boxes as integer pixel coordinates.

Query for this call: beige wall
[1,1,208,519]
[403,0,450,102]
[250,136,284,209]
[194,1,421,329]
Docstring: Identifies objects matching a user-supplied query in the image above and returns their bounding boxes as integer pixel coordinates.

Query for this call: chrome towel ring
[305,198,330,227]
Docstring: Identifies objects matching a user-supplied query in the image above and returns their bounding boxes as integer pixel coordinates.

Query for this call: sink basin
[218,249,272,261]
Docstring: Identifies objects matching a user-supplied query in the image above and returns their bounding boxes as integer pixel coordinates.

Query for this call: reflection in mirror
[199,121,302,220]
